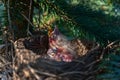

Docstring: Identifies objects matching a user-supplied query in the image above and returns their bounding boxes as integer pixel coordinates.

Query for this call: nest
[12,34,101,80]
[1,33,120,80]
[0,44,13,80]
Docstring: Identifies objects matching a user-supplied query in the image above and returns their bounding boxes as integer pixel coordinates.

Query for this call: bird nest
[11,34,101,80]
[1,34,120,80]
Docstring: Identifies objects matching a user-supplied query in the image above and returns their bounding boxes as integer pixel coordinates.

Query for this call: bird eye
[51,34,57,39]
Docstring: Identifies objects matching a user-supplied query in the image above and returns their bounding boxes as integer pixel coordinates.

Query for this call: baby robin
[47,26,77,62]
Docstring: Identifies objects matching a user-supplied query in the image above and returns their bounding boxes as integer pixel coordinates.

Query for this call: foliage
[33,0,98,42]
[52,0,120,43]
[1,0,120,43]
[0,1,7,44]
[0,0,120,80]
[62,0,120,17]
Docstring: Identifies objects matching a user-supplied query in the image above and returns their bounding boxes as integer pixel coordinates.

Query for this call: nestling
[47,26,77,62]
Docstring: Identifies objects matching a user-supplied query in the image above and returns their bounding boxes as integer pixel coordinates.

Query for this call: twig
[9,40,17,63]
[28,65,57,78]
[0,61,11,68]
[7,1,15,80]
[59,71,88,77]
[72,59,85,64]
[7,0,14,40]
[20,12,34,28]
[0,56,7,64]
[86,76,94,80]
[99,40,120,59]
[85,59,100,68]
[27,65,41,80]
[7,0,12,30]
[27,0,33,36]
[90,40,120,69]
[87,69,99,75]
[106,40,120,48]
[87,43,100,53]
[99,47,106,60]
[13,71,20,80]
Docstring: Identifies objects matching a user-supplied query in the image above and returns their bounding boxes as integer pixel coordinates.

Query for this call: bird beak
[53,26,59,35]
[48,26,60,38]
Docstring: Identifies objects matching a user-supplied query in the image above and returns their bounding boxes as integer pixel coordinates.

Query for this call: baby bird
[47,26,77,62]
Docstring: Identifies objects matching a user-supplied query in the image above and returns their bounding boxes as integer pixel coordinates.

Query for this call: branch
[19,12,34,29]
[7,0,12,29]
[28,65,57,78]
[27,0,33,36]
[59,71,88,76]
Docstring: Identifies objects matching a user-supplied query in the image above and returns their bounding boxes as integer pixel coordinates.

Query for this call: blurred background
[0,0,120,80]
